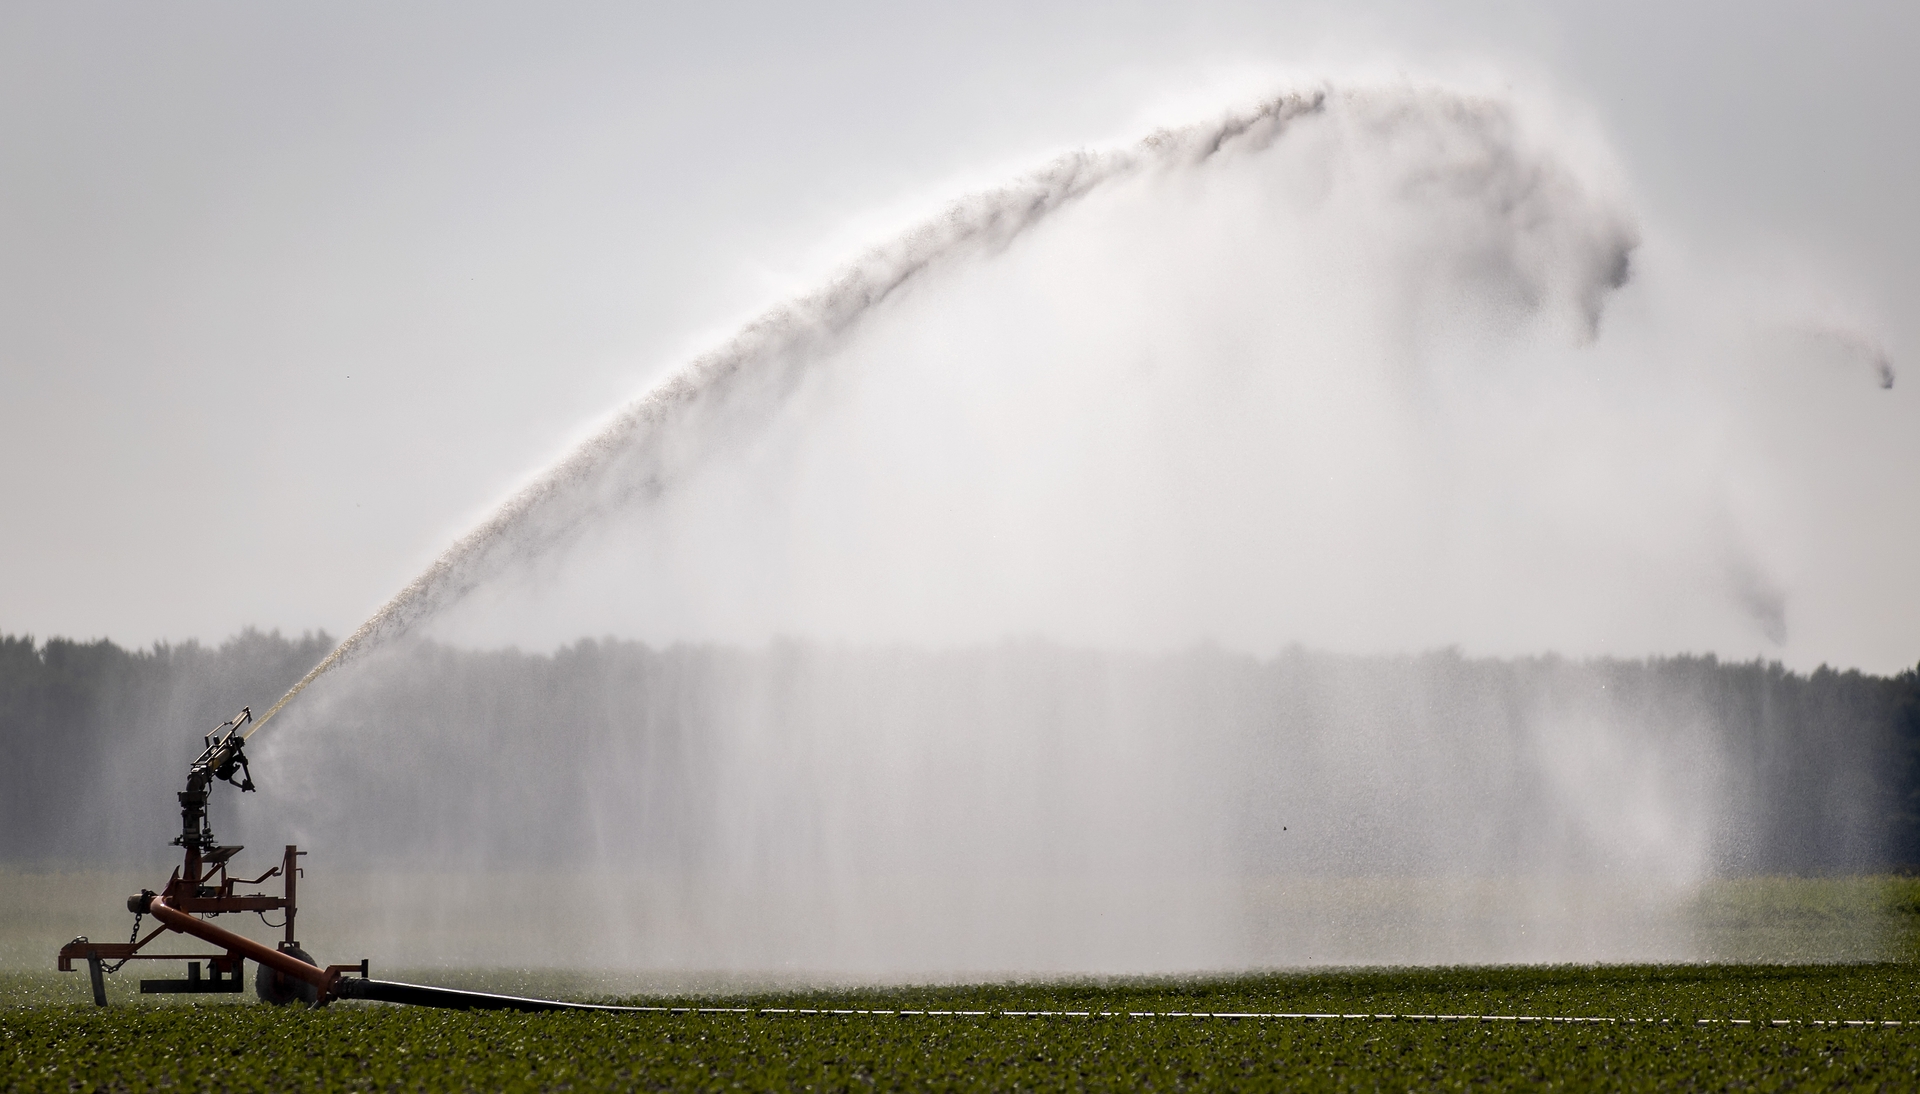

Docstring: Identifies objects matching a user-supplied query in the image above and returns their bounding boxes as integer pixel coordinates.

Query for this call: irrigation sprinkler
[57,708,640,1012]
[57,709,361,1006]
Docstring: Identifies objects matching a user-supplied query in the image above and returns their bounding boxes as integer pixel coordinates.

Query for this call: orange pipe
[146,895,331,993]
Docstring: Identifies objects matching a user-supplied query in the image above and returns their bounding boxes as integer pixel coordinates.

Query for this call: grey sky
[2,1,1914,670]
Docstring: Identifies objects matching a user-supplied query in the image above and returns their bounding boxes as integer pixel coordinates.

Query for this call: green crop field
[8,877,1920,1090]
[6,963,1920,1091]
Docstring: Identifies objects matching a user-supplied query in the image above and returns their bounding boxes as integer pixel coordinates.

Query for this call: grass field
[8,876,1920,1090]
[6,963,1920,1091]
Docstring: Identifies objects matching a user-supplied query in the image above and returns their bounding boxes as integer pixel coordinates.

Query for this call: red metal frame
[56,843,350,999]
[58,709,371,1006]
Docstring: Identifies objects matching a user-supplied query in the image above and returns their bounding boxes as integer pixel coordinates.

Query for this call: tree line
[2,628,1917,874]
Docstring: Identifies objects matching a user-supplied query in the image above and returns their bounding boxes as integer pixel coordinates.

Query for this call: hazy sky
[2,1,1914,670]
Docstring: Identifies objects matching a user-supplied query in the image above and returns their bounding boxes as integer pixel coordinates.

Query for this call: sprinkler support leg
[86,953,106,1006]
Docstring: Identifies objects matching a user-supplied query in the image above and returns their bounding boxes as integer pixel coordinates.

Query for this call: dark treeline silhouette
[0,629,331,863]
[2,629,1917,874]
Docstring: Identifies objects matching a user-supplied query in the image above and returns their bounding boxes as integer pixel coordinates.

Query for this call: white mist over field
[246,81,1905,975]
[382,81,1894,666]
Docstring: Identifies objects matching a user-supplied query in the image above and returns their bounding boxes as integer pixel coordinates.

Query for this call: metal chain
[102,911,143,974]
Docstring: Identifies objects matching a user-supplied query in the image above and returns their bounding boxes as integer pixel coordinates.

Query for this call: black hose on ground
[331,978,654,1013]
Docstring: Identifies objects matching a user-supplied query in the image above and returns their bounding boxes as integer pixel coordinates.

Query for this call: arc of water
[244,90,1336,739]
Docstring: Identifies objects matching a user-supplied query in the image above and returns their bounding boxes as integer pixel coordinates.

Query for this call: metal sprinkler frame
[58,708,366,1006]
[58,707,641,1012]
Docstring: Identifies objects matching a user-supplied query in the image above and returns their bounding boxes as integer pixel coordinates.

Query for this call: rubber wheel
[255,945,320,1006]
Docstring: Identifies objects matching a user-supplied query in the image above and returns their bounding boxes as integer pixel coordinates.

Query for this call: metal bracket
[140,958,245,994]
